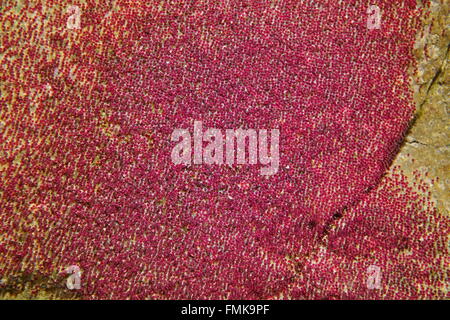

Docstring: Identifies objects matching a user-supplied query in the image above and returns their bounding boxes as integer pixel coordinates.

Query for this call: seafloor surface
[0,1,448,299]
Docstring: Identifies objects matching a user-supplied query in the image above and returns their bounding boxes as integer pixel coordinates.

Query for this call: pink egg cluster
[0,0,447,299]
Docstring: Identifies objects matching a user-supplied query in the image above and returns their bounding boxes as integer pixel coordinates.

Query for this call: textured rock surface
[0,1,447,299]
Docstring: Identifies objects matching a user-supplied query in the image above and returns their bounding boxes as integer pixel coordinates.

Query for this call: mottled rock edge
[396,0,449,216]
